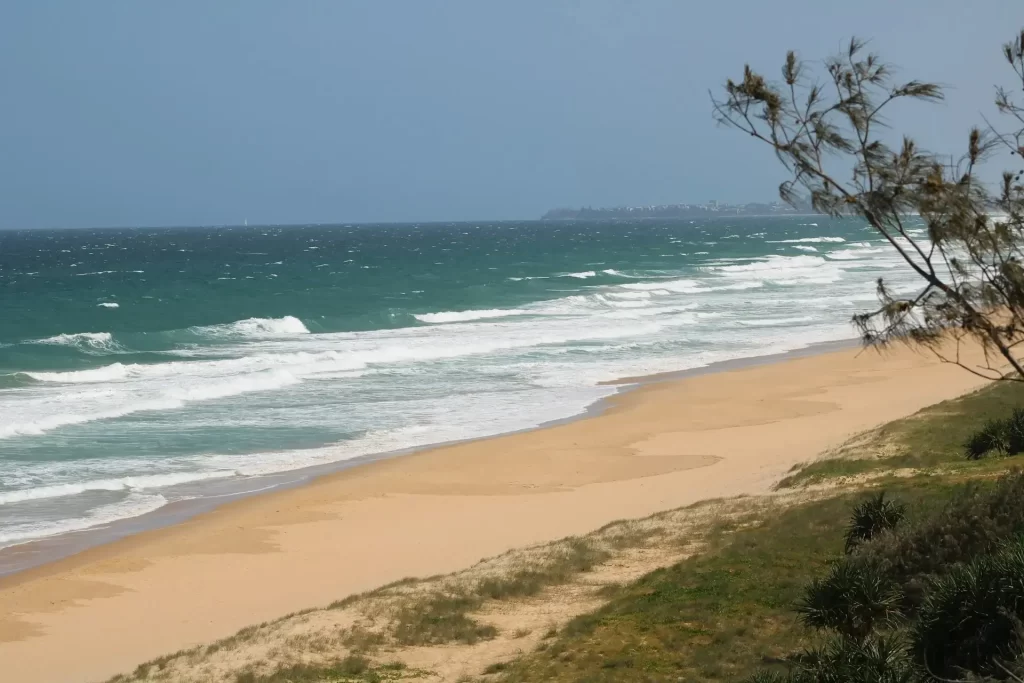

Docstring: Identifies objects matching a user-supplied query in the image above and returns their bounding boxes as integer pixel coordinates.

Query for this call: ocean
[0,217,920,551]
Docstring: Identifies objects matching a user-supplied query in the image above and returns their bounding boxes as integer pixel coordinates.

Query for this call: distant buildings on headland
[541,200,812,221]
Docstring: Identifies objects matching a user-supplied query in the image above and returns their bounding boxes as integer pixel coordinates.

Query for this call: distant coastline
[541,201,814,221]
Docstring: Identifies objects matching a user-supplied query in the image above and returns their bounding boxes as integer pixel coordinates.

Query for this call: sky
[0,1,1021,229]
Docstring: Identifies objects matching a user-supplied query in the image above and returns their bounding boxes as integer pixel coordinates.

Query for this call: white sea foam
[618,278,703,292]
[825,248,889,260]
[0,401,174,439]
[604,290,652,300]
[97,302,120,309]
[562,271,597,279]
[0,369,303,439]
[733,315,816,327]
[617,278,764,294]
[768,237,846,244]
[0,471,234,505]
[190,315,310,338]
[0,493,168,548]
[709,255,846,285]
[714,255,827,273]
[792,245,818,252]
[3,314,679,441]
[24,363,130,383]
[34,332,121,353]
[167,369,300,402]
[414,309,529,324]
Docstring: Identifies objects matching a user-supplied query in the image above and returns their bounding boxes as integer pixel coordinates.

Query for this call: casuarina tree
[713,31,1024,381]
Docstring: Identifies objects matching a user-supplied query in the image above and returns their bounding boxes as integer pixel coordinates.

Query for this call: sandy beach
[0,342,992,683]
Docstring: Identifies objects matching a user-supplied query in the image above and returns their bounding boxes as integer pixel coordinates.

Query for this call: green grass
[495,477,968,683]
[778,381,1024,488]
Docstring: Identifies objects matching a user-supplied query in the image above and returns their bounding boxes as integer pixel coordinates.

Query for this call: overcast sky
[1,1,1021,228]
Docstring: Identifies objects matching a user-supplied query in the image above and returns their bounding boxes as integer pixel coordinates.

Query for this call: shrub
[745,671,790,683]
[1008,408,1024,454]
[966,418,1008,459]
[746,636,914,683]
[911,539,1024,680]
[797,559,901,640]
[964,409,1024,459]
[845,493,906,554]
[795,636,914,683]
[855,470,1024,611]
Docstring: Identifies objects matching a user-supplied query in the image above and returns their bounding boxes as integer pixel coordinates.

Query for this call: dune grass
[234,657,414,683]
[389,537,610,647]
[777,380,1024,488]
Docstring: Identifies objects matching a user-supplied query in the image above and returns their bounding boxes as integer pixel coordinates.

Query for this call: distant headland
[540,200,812,221]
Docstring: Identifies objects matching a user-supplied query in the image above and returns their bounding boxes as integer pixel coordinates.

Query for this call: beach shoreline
[0,338,859,579]
[0,339,991,683]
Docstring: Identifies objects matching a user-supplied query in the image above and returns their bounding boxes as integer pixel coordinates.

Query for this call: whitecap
[23,363,130,383]
[189,315,310,338]
[825,248,889,260]
[415,309,529,324]
[767,237,846,243]
[34,332,121,353]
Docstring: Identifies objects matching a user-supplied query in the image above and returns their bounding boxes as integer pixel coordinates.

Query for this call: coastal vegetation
[713,30,1024,383]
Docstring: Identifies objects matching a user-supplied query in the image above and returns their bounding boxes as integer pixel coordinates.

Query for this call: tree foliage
[713,31,1024,381]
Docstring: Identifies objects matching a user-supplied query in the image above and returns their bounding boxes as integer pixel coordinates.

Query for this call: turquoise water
[0,217,917,547]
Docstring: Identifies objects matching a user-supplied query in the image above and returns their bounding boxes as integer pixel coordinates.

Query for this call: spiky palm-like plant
[798,559,902,641]
[966,418,1012,459]
[845,492,907,554]
[745,636,915,683]
[912,539,1024,679]
[964,408,1024,459]
[797,635,915,683]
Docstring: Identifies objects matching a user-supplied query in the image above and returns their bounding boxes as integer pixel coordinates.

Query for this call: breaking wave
[189,316,310,338]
